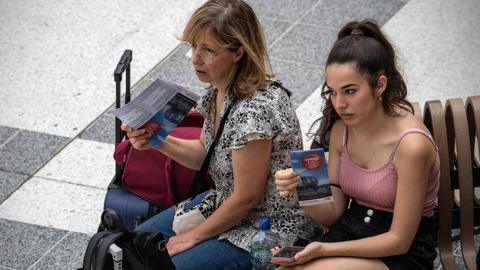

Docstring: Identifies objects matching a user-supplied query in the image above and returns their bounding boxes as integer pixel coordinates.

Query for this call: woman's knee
[171,239,251,270]
[135,206,176,236]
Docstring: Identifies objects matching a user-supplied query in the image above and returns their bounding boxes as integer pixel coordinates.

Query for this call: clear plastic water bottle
[250,217,279,270]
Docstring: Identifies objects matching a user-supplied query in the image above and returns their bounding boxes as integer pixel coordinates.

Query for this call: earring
[377,96,382,101]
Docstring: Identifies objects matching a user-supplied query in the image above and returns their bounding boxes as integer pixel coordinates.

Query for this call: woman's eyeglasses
[188,43,225,62]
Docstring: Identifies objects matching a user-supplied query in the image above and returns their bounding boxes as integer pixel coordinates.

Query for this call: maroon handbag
[113,111,213,208]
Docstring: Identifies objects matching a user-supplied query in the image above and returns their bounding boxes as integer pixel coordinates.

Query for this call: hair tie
[351,29,364,35]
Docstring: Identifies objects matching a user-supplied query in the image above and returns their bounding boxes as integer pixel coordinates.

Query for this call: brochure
[110,79,200,148]
[289,148,332,206]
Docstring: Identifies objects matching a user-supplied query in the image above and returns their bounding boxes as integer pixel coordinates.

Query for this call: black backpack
[80,209,176,270]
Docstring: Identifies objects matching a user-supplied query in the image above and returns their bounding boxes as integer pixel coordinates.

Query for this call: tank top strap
[391,128,438,162]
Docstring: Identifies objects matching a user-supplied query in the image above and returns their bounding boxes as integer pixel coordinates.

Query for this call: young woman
[122,0,316,269]
[274,20,439,270]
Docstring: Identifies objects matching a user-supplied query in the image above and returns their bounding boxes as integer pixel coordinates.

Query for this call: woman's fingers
[276,180,300,192]
[128,129,148,139]
[130,131,150,142]
[275,170,299,184]
[121,123,149,138]
[271,247,281,255]
[119,124,153,150]
[274,169,300,197]
[130,136,147,146]
[274,168,297,179]
[120,123,131,132]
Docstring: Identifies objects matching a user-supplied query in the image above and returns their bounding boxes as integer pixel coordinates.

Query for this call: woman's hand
[166,230,201,256]
[274,168,301,198]
[293,242,324,264]
[120,123,152,150]
[271,242,324,266]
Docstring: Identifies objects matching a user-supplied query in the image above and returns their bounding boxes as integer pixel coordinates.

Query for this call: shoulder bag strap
[188,101,235,197]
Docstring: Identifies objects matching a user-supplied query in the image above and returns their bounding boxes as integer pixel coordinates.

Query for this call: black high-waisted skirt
[320,200,437,270]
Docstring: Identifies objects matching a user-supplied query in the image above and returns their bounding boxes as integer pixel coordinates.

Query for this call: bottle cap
[259,217,271,230]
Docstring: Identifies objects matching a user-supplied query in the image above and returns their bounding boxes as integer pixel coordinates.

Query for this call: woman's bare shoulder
[394,110,431,135]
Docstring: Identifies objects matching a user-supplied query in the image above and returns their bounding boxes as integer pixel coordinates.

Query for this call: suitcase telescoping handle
[114,49,132,181]
[114,49,132,143]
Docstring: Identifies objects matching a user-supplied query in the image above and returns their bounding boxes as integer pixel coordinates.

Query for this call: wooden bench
[422,96,479,270]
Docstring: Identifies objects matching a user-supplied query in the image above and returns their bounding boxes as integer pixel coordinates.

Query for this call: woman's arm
[156,131,207,170]
[166,138,273,255]
[121,123,207,170]
[294,132,437,262]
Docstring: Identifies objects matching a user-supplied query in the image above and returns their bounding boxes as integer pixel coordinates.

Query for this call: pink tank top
[339,128,440,216]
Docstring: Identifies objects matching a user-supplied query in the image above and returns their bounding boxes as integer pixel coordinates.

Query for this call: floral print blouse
[196,82,318,251]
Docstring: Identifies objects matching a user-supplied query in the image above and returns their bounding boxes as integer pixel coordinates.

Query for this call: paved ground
[0,0,479,269]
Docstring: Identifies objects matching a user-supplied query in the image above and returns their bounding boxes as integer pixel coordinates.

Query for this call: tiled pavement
[0,0,479,269]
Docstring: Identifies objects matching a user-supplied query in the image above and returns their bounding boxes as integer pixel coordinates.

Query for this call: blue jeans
[136,191,252,270]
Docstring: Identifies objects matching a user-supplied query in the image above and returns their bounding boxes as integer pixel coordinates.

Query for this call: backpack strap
[94,232,124,270]
[82,231,111,270]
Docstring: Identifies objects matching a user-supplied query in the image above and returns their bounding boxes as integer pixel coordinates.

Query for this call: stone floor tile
[30,232,90,270]
[258,17,293,46]
[0,177,106,235]
[247,0,319,22]
[270,23,337,66]
[301,0,407,30]
[0,218,67,269]
[79,114,116,144]
[0,130,69,175]
[383,0,480,105]
[271,59,324,108]
[35,139,115,189]
[0,126,19,146]
[0,171,29,204]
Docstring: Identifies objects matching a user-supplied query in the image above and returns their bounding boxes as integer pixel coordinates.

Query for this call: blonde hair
[181,0,273,98]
